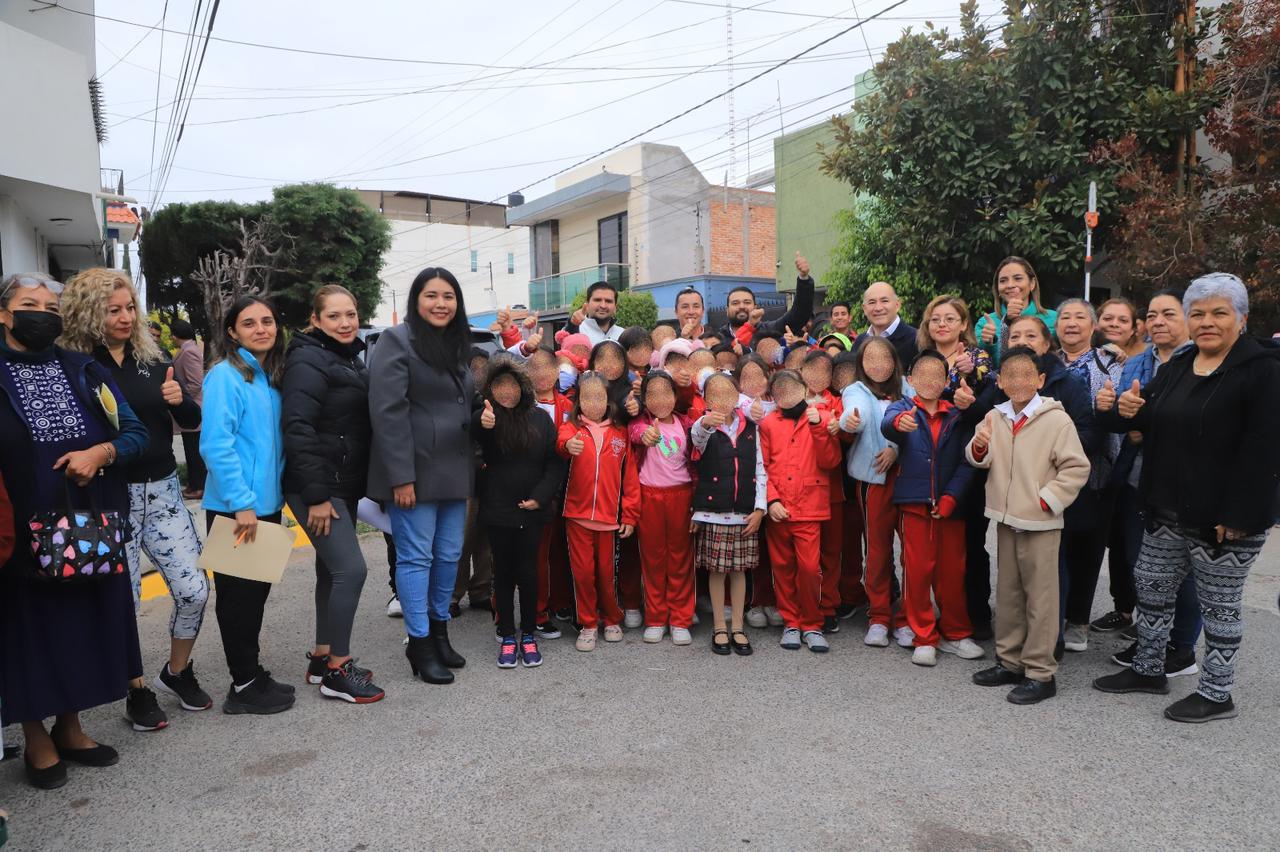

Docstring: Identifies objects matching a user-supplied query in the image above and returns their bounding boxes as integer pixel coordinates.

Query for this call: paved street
[2,529,1278,851]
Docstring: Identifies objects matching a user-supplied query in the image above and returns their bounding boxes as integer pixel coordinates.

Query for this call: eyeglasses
[928,315,961,326]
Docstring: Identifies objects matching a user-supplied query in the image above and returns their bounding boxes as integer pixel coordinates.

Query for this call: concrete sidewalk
[2,532,1278,851]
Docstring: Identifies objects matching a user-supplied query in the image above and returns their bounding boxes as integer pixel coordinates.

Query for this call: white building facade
[357,190,528,328]
[0,0,107,278]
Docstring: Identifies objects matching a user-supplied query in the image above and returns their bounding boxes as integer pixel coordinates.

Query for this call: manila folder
[198,515,294,584]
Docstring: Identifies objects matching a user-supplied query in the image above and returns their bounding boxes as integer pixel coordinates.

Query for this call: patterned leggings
[126,473,209,641]
[1132,520,1266,702]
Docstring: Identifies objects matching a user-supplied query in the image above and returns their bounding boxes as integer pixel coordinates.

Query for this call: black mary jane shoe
[711,628,732,656]
[730,629,753,657]
[24,753,68,790]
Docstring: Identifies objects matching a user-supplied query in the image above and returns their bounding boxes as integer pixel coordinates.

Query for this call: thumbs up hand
[480,398,496,429]
[625,393,640,417]
[496,305,512,330]
[565,432,585,456]
[794,251,811,278]
[784,325,803,347]
[1095,378,1116,412]
[953,377,975,410]
[522,311,539,331]
[642,423,661,447]
[161,365,184,406]
[1005,297,1025,320]
[826,413,840,436]
[749,397,765,422]
[522,327,544,354]
[897,409,919,432]
[954,350,974,376]
[974,411,994,451]
[806,405,821,425]
[841,407,861,432]
[1117,379,1145,419]
[981,315,998,345]
[748,306,765,326]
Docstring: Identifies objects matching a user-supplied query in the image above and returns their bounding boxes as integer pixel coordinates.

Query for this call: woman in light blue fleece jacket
[199,296,294,715]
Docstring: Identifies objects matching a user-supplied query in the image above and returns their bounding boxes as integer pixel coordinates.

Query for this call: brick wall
[710,190,777,278]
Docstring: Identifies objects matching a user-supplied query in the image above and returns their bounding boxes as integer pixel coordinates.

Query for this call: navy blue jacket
[881,397,973,512]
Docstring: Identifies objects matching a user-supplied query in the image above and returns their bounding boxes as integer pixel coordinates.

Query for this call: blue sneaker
[497,636,518,669]
[519,634,543,668]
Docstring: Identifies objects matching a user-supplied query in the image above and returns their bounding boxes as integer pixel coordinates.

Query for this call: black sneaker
[1163,692,1238,723]
[222,677,295,715]
[256,668,296,696]
[1120,621,1138,640]
[319,660,385,704]
[125,686,169,732]
[1111,641,1138,667]
[553,608,575,623]
[1090,610,1133,633]
[1166,646,1199,678]
[154,661,213,711]
[823,615,840,634]
[835,603,861,620]
[535,621,562,640]
[1092,669,1170,695]
[307,653,371,685]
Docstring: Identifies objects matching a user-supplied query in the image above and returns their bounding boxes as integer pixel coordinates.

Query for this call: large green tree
[820,0,1215,312]
[139,183,391,336]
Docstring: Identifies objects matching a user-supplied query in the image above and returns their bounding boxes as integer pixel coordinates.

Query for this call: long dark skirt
[0,570,143,725]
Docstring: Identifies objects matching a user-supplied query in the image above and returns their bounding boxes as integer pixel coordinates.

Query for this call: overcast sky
[89,0,1007,213]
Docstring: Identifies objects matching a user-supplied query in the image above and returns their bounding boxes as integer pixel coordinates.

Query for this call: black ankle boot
[405,635,453,684]
[430,619,466,669]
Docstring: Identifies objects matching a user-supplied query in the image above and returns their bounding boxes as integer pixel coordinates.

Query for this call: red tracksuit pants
[536,515,573,621]
[899,507,971,646]
[637,484,695,628]
[840,499,869,607]
[767,520,823,632]
[566,521,624,629]
[860,470,902,629]
[819,501,844,617]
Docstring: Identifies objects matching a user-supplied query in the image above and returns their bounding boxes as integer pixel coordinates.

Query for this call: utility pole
[1173,0,1197,194]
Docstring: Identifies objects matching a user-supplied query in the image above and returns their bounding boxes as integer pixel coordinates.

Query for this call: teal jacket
[974,302,1059,366]
[200,349,284,515]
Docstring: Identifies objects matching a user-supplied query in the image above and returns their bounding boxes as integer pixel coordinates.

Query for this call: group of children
[468,308,1090,705]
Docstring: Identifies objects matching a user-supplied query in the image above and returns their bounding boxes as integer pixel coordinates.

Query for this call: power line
[145,1,170,209]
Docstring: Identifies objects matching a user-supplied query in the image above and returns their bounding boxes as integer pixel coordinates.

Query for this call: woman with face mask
[0,272,150,790]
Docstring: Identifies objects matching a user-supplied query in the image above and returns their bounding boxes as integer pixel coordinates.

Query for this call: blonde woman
[60,269,210,732]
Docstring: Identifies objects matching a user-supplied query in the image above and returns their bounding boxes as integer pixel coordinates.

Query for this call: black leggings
[205,509,282,685]
[485,523,543,637]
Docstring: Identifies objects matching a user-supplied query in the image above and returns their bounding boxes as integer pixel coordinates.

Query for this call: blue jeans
[389,499,467,639]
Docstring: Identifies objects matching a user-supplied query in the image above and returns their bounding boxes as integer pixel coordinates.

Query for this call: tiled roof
[106,204,140,226]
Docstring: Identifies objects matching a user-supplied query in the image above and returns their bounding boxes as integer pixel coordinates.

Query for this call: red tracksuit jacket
[556,418,642,527]
[758,410,842,521]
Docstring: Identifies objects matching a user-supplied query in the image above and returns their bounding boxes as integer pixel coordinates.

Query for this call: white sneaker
[894,626,916,648]
[746,607,768,628]
[603,624,624,642]
[864,624,890,647]
[938,637,986,659]
[623,609,643,629]
[1063,623,1089,652]
[912,645,937,667]
[765,606,784,627]
[671,627,692,646]
[386,595,403,618]
[575,627,597,652]
[643,626,666,644]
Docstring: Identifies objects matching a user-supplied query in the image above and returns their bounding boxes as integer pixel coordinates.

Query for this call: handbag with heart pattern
[27,482,126,581]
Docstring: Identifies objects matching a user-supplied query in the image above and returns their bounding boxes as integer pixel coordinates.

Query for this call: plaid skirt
[696,522,759,574]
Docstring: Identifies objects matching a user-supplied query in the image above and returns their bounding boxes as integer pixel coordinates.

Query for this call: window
[507,252,515,275]
[470,250,478,272]
[533,220,559,278]
[598,212,627,266]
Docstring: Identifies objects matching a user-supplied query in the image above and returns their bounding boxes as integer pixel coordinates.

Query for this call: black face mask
[780,400,808,420]
[7,310,63,351]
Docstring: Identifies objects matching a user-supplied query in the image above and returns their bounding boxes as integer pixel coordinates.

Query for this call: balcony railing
[528,263,629,312]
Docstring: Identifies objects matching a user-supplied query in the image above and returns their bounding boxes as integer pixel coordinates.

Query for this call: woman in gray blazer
[368,267,477,684]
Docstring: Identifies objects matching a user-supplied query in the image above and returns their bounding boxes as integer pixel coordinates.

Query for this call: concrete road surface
[2,531,1278,851]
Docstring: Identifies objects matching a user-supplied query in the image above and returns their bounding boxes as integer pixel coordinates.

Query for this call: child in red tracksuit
[528,348,574,636]
[758,369,842,653]
[557,373,641,652]
[881,351,984,668]
[800,350,849,633]
[628,370,697,645]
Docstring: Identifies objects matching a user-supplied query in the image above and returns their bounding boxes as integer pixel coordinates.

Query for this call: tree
[820,0,1216,309]
[824,201,933,323]
[190,217,293,355]
[140,199,267,333]
[267,183,391,328]
[568,289,659,330]
[139,183,392,337]
[1103,0,1280,330]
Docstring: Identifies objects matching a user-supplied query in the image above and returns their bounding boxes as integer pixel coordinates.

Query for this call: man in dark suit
[854,281,918,367]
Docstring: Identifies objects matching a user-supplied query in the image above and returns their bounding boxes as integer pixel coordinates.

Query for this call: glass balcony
[528,263,629,312]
